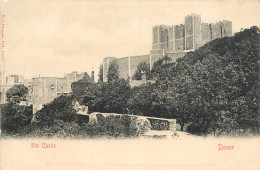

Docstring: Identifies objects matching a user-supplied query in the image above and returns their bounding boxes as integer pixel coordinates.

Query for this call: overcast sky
[1,0,260,81]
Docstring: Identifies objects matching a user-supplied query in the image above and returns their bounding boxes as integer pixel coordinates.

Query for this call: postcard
[0,0,260,169]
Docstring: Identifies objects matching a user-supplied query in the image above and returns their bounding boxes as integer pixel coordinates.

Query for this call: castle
[103,14,232,83]
[0,71,94,114]
[0,14,232,114]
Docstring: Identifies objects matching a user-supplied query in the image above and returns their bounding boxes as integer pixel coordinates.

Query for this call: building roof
[73,72,94,84]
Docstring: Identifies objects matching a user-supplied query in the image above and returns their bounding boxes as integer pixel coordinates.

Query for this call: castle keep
[103,14,232,82]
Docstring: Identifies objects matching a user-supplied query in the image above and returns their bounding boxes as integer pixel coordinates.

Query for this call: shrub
[82,114,139,138]
[0,104,33,135]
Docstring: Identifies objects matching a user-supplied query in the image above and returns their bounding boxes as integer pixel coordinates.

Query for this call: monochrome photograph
[0,0,259,169]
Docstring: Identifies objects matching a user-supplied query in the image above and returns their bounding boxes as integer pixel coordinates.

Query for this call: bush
[1,103,33,135]
[186,123,204,136]
[82,114,139,138]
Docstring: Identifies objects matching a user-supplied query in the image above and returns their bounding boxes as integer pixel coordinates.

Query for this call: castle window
[51,85,55,90]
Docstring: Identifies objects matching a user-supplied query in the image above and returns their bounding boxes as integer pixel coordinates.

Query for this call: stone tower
[184,14,202,50]
[152,25,169,50]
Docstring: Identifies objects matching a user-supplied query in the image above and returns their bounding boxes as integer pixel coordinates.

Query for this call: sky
[1,0,260,81]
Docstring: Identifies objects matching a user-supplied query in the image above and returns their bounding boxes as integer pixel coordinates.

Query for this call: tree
[107,61,119,82]
[175,26,260,136]
[89,79,131,113]
[0,104,33,135]
[71,73,94,104]
[150,55,175,81]
[98,64,103,82]
[35,95,78,127]
[132,62,151,80]
[6,84,28,103]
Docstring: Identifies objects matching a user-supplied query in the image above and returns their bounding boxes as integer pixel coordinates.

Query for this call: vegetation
[1,103,33,135]
[6,84,28,104]
[98,64,103,82]
[132,62,151,80]
[2,26,259,138]
[107,61,119,82]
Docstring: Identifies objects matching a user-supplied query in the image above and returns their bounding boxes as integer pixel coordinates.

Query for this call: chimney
[91,71,94,82]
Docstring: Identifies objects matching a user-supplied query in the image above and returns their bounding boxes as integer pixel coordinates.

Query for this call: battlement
[152,14,232,51]
[102,14,233,84]
[153,24,169,28]
[185,13,201,18]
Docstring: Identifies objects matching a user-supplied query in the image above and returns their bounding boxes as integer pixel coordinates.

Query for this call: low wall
[89,112,176,135]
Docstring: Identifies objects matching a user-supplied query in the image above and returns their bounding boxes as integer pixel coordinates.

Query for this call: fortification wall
[185,15,193,36]
[116,57,129,80]
[152,26,159,50]
[150,49,164,66]
[129,55,150,78]
[150,50,187,66]
[103,57,116,82]
[174,25,185,51]
[57,78,70,94]
[167,51,187,63]
[102,15,232,83]
[193,15,202,49]
[32,77,58,113]
[201,23,211,45]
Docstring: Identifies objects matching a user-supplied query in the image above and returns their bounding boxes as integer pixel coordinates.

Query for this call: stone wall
[102,57,116,82]
[89,112,177,135]
[193,15,202,49]
[129,55,150,78]
[32,77,57,113]
[102,14,232,84]
[201,23,211,45]
[116,57,129,80]
[167,51,187,63]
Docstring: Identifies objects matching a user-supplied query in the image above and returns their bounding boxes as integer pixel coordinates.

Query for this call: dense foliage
[79,61,131,114]
[128,26,259,135]
[1,103,33,135]
[98,64,103,82]
[176,27,259,135]
[84,114,139,138]
[6,84,28,103]
[2,26,259,138]
[132,62,151,80]
[34,95,79,127]
[107,61,119,82]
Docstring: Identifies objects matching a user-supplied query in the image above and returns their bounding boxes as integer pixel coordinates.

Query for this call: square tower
[152,25,169,50]
[185,14,202,50]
